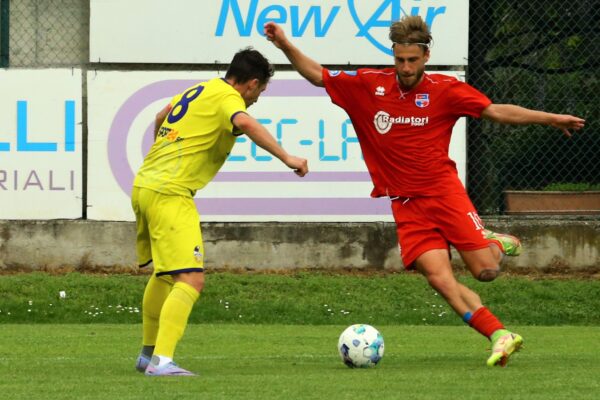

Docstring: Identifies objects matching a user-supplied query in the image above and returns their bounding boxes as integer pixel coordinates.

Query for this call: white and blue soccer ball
[338,324,384,368]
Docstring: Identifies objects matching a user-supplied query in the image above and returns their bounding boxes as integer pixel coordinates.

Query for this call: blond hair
[389,16,432,50]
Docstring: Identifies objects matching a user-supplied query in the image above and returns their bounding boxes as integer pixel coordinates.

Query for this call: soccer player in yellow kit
[132,48,308,376]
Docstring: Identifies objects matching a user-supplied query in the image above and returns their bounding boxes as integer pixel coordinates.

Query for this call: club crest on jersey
[415,93,430,108]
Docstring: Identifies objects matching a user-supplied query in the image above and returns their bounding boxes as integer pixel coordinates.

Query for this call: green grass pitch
[1,272,599,399]
[1,324,599,400]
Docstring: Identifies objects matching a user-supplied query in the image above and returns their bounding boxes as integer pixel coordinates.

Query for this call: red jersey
[322,68,492,198]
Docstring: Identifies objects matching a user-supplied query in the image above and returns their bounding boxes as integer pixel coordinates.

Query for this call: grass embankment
[1,271,598,325]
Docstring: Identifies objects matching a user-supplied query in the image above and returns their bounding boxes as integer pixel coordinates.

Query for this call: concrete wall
[1,218,598,272]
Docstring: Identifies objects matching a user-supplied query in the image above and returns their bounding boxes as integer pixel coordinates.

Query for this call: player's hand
[285,155,308,177]
[264,22,289,50]
[551,114,585,138]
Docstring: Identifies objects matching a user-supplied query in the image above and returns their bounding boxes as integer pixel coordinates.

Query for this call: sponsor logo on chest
[373,111,429,134]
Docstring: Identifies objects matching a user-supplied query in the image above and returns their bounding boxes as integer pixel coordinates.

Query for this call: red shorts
[391,192,489,269]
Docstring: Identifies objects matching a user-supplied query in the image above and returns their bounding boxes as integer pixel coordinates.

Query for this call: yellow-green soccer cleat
[483,229,522,256]
[486,332,524,367]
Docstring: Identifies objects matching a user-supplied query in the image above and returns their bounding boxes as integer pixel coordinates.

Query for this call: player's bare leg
[417,249,523,366]
[460,246,501,282]
[415,249,474,316]
[460,247,524,367]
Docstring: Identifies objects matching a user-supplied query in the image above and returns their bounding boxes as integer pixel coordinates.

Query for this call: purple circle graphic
[107,79,328,196]
[105,78,390,215]
[107,79,195,195]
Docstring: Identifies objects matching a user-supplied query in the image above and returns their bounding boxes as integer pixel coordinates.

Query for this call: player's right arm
[153,104,172,140]
[232,112,308,177]
[264,22,324,87]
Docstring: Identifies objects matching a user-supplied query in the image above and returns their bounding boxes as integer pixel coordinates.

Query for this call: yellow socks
[142,275,172,347]
[153,281,200,359]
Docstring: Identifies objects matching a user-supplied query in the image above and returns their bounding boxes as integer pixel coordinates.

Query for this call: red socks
[469,306,504,339]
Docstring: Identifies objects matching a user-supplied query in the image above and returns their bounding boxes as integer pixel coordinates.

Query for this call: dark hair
[225,47,274,85]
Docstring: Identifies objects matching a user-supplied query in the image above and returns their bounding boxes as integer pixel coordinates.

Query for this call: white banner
[87,70,466,222]
[0,69,83,220]
[90,0,469,65]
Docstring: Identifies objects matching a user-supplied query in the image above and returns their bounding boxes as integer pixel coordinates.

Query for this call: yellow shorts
[131,186,204,277]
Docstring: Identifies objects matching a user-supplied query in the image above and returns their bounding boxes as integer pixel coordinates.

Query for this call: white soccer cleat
[145,361,197,376]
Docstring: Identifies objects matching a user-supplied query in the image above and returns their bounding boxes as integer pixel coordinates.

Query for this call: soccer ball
[338,324,384,368]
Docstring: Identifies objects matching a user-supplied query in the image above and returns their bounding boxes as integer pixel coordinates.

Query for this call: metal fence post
[0,0,8,67]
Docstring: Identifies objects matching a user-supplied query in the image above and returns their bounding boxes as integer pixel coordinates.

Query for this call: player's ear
[248,78,259,91]
[424,49,431,63]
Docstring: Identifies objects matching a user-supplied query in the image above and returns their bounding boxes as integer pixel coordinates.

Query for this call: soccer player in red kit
[265,16,585,367]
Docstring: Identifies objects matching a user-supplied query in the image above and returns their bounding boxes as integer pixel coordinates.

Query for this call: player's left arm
[232,112,308,177]
[153,104,172,139]
[481,103,585,137]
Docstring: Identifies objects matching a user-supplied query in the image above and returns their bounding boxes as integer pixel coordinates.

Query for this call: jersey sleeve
[446,80,492,118]
[322,68,365,110]
[221,92,247,125]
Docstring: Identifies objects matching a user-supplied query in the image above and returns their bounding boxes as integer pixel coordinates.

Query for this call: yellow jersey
[133,78,246,197]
